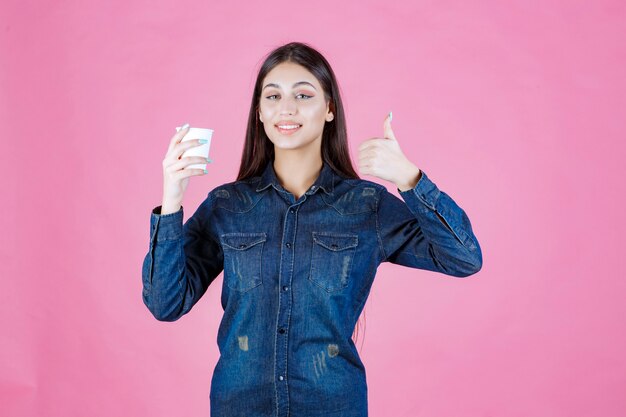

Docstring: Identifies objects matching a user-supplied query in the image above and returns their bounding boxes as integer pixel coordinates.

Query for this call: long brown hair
[235,41,367,349]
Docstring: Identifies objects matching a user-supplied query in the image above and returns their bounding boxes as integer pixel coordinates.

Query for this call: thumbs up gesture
[358,112,422,191]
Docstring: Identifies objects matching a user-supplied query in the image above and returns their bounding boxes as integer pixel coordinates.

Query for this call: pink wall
[1,0,624,416]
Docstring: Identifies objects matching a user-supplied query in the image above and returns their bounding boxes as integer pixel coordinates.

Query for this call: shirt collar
[255,159,335,195]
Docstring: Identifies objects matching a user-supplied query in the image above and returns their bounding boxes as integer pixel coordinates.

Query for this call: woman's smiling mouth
[275,124,302,135]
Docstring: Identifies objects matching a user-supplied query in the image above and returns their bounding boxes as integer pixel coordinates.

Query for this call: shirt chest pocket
[309,232,359,293]
[220,232,267,293]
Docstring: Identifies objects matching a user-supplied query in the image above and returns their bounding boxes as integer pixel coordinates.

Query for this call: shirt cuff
[396,170,441,214]
[150,205,184,242]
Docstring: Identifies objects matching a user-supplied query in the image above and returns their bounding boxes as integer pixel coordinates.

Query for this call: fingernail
[389,111,393,122]
[203,169,208,174]
[206,157,212,162]
[199,139,208,144]
[181,123,190,130]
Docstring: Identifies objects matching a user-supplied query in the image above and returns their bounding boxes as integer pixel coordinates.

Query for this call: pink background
[2,0,625,416]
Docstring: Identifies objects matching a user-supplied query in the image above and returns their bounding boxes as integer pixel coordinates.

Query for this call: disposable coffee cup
[175,126,213,170]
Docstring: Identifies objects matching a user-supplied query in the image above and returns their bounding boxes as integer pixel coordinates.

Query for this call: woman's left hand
[358,113,422,191]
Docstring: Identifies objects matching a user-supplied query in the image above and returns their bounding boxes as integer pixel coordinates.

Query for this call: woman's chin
[266,132,321,153]
[268,138,306,150]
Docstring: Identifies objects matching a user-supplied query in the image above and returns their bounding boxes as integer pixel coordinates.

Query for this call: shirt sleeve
[376,170,482,277]
[141,193,224,321]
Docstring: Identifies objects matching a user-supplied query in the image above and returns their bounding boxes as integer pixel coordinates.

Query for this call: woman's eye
[265,94,313,100]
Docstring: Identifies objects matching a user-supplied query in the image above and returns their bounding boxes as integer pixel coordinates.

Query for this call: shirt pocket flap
[221,233,267,250]
[312,232,358,251]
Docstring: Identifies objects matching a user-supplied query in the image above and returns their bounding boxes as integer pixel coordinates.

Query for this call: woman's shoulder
[335,176,387,196]
[206,177,264,212]
[319,176,386,215]
[207,175,260,194]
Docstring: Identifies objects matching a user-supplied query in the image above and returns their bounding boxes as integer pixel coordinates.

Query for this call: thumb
[383,111,396,141]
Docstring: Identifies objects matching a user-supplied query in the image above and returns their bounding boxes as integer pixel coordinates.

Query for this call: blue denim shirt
[142,159,482,417]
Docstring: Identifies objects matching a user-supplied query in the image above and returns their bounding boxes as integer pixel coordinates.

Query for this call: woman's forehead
[263,63,320,89]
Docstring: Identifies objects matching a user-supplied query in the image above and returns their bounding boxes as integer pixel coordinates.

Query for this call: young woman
[142,41,482,417]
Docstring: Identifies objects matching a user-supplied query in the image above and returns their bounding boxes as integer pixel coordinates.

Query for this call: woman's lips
[275,124,302,135]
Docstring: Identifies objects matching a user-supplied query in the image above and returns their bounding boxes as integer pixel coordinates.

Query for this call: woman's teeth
[276,124,302,134]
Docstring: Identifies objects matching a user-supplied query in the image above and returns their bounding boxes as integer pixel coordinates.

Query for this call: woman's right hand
[161,124,211,214]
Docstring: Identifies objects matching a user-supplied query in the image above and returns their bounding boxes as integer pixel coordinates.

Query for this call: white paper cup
[175,126,213,170]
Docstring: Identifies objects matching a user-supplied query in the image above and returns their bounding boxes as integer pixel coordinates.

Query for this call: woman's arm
[360,113,482,276]
[141,193,224,321]
[376,169,483,277]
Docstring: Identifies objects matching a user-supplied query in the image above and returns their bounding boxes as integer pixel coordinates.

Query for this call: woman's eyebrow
[262,81,317,91]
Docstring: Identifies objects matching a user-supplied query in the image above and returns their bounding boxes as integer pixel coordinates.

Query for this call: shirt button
[278,375,284,381]
[286,243,291,248]
[279,328,286,334]
[290,209,295,213]
[282,286,289,291]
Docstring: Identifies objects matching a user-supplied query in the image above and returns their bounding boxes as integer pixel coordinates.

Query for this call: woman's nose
[279,98,297,115]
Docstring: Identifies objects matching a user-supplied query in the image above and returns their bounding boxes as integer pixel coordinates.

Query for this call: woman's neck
[273,152,323,199]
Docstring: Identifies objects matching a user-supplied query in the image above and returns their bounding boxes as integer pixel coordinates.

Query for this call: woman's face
[258,61,333,154]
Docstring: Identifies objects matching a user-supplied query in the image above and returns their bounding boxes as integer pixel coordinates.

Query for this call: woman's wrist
[160,202,182,215]
[395,164,422,192]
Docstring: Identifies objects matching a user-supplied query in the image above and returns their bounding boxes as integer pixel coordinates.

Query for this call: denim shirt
[142,159,482,417]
